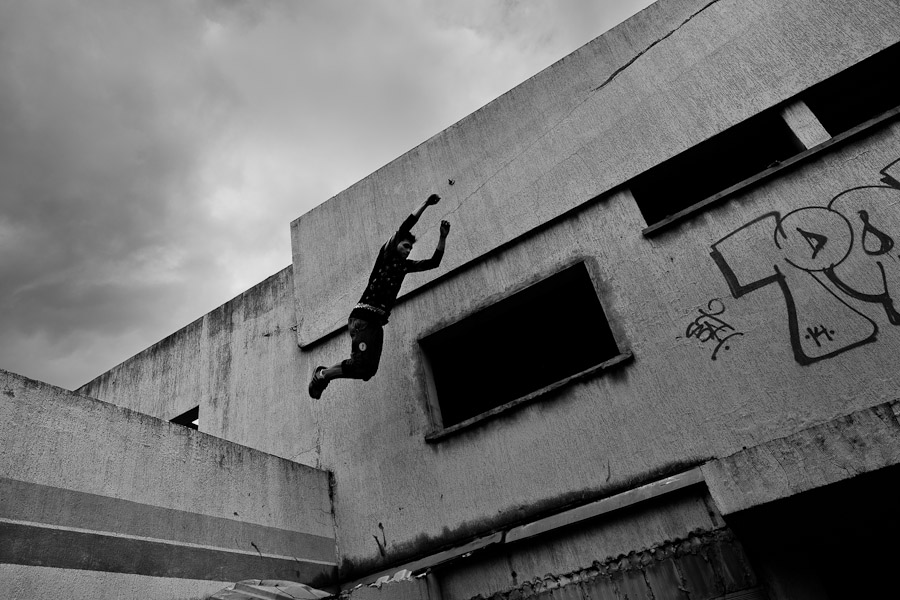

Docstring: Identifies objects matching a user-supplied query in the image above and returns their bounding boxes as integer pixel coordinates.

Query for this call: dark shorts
[340,317,384,380]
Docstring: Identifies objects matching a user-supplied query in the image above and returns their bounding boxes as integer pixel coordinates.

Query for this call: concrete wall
[79,267,319,466]
[296,121,900,583]
[287,0,900,583]
[74,0,900,595]
[1,369,336,599]
[291,0,900,344]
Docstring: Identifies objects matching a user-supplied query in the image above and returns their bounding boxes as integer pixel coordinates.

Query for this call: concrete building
[4,0,900,598]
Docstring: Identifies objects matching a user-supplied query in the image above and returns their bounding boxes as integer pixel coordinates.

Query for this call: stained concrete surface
[69,0,900,592]
[305,124,900,582]
[291,0,900,345]
[1,368,336,595]
[78,267,320,466]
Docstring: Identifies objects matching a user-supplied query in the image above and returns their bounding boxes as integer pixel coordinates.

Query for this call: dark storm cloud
[0,0,654,389]
[0,1,239,385]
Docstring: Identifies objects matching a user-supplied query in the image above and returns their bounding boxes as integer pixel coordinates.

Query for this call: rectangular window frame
[420,257,632,443]
[641,42,900,238]
[641,106,900,237]
[802,42,900,138]
[632,105,806,231]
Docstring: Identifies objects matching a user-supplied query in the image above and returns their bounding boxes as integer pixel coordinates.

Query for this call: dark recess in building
[630,108,804,226]
[728,462,900,600]
[803,42,900,136]
[420,262,619,428]
[170,406,199,430]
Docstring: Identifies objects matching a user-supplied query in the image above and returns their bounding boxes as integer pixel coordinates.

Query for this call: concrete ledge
[0,368,337,588]
[0,564,228,600]
[702,400,900,515]
[505,467,704,544]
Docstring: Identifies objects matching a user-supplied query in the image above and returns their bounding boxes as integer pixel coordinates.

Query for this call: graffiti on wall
[710,157,900,365]
[685,299,744,360]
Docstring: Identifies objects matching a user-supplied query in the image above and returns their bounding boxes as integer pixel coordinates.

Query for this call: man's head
[396,232,416,258]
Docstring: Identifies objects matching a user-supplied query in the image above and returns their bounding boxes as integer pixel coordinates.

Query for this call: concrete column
[779,100,831,149]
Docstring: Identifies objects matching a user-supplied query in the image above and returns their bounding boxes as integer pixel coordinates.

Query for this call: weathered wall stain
[460,528,757,600]
[710,157,900,365]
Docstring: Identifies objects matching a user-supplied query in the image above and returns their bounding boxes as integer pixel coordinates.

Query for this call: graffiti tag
[685,299,744,360]
[710,157,900,365]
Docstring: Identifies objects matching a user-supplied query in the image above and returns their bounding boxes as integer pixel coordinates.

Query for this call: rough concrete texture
[291,0,900,344]
[1,368,335,594]
[79,267,320,465]
[0,565,226,600]
[71,0,900,590]
[702,400,900,515]
[304,121,900,580]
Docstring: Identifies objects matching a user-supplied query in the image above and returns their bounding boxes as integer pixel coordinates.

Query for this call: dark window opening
[170,406,199,430]
[631,108,804,226]
[420,262,620,429]
[803,42,900,136]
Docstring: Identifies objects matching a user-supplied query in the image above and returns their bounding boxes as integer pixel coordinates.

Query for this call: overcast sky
[0,0,655,390]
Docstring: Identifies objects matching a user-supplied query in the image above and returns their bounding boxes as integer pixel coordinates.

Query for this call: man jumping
[309,193,450,399]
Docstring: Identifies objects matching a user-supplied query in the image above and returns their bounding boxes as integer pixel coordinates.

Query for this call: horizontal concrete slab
[0,521,335,583]
[0,477,335,564]
[702,400,900,515]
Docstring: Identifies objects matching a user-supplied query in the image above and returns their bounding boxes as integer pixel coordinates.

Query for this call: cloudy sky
[0,0,655,390]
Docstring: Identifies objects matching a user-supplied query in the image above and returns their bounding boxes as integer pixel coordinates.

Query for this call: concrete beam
[702,400,900,515]
[779,100,831,149]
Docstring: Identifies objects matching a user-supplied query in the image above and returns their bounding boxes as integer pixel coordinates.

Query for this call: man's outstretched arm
[411,193,441,223]
[396,193,441,237]
[407,219,450,272]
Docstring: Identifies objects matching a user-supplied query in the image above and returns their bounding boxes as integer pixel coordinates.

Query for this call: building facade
[6,0,900,598]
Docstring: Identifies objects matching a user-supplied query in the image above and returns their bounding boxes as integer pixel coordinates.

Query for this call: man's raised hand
[440,220,451,237]
[426,193,441,205]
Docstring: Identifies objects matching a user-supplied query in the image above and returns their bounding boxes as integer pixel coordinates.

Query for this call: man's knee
[356,363,379,381]
[341,358,379,381]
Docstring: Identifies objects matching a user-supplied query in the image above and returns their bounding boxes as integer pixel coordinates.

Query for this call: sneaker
[308,366,329,399]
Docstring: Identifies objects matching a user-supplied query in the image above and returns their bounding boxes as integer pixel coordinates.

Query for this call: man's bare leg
[320,365,344,380]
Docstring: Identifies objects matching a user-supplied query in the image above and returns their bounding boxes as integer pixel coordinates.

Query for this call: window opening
[803,42,900,136]
[630,108,804,226]
[170,406,199,430]
[420,262,620,429]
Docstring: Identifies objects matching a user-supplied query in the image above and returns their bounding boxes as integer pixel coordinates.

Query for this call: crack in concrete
[427,0,726,237]
[592,0,725,94]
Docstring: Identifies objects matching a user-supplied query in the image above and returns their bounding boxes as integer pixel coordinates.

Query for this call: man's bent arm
[407,220,450,272]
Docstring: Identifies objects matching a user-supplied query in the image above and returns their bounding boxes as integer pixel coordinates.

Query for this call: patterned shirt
[350,214,443,324]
